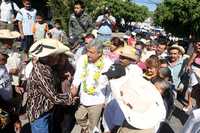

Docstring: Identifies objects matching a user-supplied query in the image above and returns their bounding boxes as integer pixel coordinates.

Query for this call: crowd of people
[0,0,200,133]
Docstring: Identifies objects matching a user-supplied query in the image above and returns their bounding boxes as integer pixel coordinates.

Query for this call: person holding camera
[96,7,116,41]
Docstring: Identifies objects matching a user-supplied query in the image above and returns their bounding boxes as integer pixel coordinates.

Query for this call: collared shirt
[26,62,73,122]
[0,1,19,23]
[72,55,113,106]
[168,57,187,88]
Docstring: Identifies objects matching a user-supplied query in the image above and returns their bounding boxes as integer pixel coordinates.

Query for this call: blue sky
[134,0,160,11]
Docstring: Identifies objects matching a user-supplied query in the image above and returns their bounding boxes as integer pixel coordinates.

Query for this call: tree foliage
[153,0,200,38]
[47,0,150,31]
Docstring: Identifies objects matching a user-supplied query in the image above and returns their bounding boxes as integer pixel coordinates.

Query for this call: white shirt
[16,8,37,35]
[72,55,113,106]
[0,65,12,101]
[0,1,19,23]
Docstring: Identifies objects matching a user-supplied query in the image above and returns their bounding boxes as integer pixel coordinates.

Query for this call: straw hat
[29,39,73,58]
[0,29,20,39]
[168,44,185,54]
[119,46,140,61]
[110,75,166,129]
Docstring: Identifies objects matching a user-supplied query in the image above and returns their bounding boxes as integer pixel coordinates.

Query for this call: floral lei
[80,55,104,95]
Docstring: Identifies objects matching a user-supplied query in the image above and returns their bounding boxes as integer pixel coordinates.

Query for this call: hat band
[30,43,56,55]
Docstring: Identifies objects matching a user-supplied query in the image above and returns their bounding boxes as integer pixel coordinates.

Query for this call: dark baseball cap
[102,63,126,80]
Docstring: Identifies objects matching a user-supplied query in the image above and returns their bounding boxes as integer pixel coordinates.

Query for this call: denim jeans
[31,112,50,133]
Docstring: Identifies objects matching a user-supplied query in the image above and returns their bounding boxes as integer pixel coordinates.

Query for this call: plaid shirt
[26,62,73,122]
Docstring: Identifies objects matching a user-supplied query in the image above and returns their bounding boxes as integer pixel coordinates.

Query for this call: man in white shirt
[71,39,113,132]
[16,0,36,60]
[0,0,19,30]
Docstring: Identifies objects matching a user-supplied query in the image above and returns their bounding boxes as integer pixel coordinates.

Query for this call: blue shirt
[168,58,186,89]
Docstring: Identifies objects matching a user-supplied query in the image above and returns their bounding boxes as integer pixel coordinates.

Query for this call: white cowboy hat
[168,44,185,54]
[110,75,166,129]
[119,46,140,61]
[29,39,73,58]
[0,29,20,39]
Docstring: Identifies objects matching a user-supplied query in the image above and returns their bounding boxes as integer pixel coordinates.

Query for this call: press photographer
[96,7,116,41]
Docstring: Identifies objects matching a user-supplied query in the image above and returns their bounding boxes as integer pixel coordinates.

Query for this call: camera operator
[96,7,116,41]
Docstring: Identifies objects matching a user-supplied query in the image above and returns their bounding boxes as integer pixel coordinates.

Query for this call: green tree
[154,0,200,39]
[47,0,150,32]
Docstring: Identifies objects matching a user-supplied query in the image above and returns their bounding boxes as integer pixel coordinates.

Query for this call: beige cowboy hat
[119,46,140,61]
[110,75,166,129]
[168,44,185,54]
[0,29,20,39]
[29,39,73,58]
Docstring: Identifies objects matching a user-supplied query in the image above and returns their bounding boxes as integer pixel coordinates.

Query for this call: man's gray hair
[86,39,104,53]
